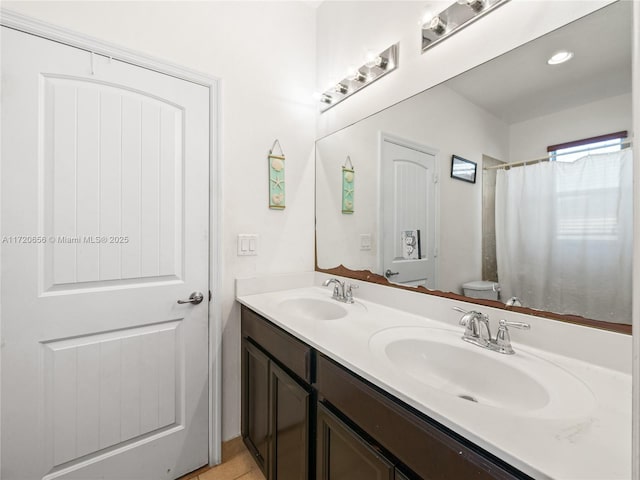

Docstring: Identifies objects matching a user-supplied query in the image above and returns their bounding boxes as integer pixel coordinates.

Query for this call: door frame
[378,132,440,288]
[0,9,223,469]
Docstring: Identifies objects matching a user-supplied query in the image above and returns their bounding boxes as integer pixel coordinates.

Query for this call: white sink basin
[277,297,349,321]
[369,326,596,419]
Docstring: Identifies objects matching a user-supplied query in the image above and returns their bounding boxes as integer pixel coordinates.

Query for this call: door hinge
[433,247,439,257]
[433,173,439,184]
[209,290,212,302]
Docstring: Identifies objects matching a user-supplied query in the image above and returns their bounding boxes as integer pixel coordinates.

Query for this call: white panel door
[1,28,210,480]
[381,139,437,288]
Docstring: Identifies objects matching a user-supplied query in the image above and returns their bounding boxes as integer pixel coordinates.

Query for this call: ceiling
[445,2,632,124]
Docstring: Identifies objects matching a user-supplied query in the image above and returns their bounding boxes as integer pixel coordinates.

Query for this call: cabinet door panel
[270,363,310,480]
[317,403,394,480]
[242,339,270,474]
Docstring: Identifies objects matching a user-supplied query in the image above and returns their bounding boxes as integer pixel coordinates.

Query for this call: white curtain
[495,150,632,323]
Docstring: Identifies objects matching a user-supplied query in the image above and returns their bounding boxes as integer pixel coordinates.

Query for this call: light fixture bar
[319,43,399,113]
[422,0,509,53]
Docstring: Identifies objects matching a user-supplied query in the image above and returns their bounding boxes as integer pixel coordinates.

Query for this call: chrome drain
[458,394,478,403]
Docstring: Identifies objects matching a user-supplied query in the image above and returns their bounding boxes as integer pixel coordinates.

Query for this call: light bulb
[429,16,447,35]
[320,94,333,104]
[348,69,367,83]
[334,83,349,95]
[364,50,377,67]
[421,8,437,28]
[466,0,484,12]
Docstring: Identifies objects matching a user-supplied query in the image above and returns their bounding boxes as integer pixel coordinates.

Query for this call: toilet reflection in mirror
[315,1,632,327]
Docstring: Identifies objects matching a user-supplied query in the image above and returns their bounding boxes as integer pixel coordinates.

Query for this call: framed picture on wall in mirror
[451,155,477,183]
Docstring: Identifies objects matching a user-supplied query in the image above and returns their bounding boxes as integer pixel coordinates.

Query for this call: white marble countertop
[236,273,631,480]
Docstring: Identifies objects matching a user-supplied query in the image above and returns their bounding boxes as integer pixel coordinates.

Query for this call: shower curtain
[495,150,632,323]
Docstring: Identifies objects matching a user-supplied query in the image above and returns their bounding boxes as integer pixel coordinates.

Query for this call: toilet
[462,281,500,300]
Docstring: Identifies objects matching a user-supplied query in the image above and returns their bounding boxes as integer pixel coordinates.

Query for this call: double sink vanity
[236,272,631,480]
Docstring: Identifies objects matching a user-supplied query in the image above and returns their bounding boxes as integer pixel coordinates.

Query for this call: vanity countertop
[236,273,631,480]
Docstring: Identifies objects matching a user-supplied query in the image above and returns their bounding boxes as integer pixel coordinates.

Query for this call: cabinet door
[242,339,270,474]
[270,363,310,480]
[317,403,394,480]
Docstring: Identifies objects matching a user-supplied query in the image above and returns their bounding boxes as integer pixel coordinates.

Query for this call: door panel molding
[43,320,184,469]
[40,75,186,290]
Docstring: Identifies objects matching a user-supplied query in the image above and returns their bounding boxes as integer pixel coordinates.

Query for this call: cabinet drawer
[316,354,528,480]
[241,305,313,383]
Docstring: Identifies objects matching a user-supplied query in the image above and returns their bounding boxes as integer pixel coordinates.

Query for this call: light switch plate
[360,234,372,251]
[237,234,258,256]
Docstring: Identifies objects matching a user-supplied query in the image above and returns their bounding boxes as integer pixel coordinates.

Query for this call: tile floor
[178,437,265,480]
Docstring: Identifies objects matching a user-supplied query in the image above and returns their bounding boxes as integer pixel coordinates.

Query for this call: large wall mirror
[315,1,632,333]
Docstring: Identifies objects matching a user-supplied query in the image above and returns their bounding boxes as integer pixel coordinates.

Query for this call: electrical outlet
[237,234,258,256]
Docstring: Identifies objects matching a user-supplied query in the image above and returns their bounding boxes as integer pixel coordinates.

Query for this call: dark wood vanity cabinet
[317,403,394,480]
[241,306,531,480]
[241,306,313,480]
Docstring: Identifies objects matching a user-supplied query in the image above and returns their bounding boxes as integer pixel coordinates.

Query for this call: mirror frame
[315,260,632,336]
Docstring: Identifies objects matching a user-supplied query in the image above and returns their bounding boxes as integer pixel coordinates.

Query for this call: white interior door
[1,27,210,480]
[381,138,437,288]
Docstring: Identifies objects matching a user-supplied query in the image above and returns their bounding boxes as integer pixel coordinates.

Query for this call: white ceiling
[445,1,632,124]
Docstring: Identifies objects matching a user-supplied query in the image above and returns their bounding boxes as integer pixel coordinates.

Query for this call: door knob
[385,269,399,278]
[177,292,204,305]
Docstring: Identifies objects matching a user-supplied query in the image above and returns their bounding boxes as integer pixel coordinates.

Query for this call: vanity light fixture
[547,50,574,65]
[318,43,399,113]
[422,0,509,52]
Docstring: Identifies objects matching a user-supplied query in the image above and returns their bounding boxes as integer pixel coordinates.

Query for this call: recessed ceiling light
[547,50,574,65]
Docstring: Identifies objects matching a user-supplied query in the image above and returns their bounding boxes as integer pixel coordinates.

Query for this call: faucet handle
[494,319,530,355]
[499,319,530,330]
[453,307,481,326]
[452,306,470,314]
[344,283,358,303]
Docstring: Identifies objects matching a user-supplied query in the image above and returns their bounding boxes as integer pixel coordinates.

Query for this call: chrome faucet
[322,278,357,304]
[452,306,492,348]
[452,307,530,355]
